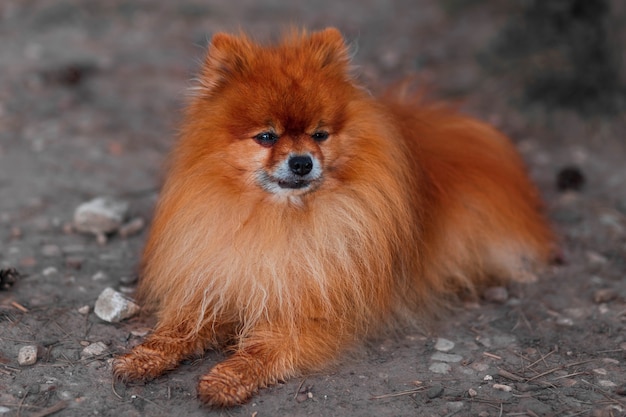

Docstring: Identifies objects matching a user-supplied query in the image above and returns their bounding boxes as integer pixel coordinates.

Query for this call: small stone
[0,405,11,413]
[593,289,617,304]
[92,271,108,281]
[41,244,61,257]
[598,380,617,388]
[42,267,58,276]
[431,352,463,363]
[493,384,512,392]
[468,388,478,397]
[483,375,493,381]
[429,362,451,374]
[593,368,608,376]
[434,338,455,352]
[556,165,585,191]
[119,275,138,285]
[426,384,444,399]
[77,305,90,315]
[130,328,150,337]
[73,197,128,236]
[81,341,108,359]
[556,317,574,326]
[118,217,145,238]
[483,286,508,303]
[586,251,608,265]
[18,345,38,366]
[57,391,75,401]
[446,401,464,412]
[94,287,140,322]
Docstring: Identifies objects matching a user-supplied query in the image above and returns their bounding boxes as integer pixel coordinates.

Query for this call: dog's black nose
[288,155,313,176]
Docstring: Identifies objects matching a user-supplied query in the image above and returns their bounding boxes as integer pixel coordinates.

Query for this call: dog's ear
[199,32,253,91]
[307,28,351,69]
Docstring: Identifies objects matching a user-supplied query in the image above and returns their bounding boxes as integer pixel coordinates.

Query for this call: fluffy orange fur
[113,28,555,407]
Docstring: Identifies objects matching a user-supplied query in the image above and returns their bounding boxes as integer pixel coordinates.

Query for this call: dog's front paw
[113,345,178,382]
[197,362,259,407]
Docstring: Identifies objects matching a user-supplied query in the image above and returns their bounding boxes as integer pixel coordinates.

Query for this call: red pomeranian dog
[113,28,554,407]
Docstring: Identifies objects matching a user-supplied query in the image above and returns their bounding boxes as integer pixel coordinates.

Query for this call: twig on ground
[370,387,427,400]
[29,401,68,417]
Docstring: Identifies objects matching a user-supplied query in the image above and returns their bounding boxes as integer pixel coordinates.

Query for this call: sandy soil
[1,1,625,416]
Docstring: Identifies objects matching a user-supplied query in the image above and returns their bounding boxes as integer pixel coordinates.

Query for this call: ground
[1,1,625,416]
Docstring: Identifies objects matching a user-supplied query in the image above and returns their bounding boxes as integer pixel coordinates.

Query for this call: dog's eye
[254,132,279,147]
[311,131,329,142]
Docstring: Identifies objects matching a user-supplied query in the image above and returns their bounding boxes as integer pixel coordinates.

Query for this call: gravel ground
[1,1,625,416]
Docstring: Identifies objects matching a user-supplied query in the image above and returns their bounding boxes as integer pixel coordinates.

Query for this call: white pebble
[94,287,140,323]
[18,345,38,366]
[91,271,108,281]
[431,352,463,363]
[556,317,574,327]
[434,338,455,352]
[42,267,58,276]
[429,362,451,374]
[493,383,512,392]
[483,375,493,381]
[446,401,464,412]
[73,197,128,236]
[81,341,108,359]
[598,380,617,388]
[77,305,90,315]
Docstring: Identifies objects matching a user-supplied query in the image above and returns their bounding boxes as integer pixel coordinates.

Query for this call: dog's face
[192,29,360,200]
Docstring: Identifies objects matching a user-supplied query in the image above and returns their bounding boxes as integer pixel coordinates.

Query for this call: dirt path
[1,1,625,416]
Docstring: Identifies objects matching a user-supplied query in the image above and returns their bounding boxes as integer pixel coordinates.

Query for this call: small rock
[119,217,145,238]
[119,275,138,285]
[598,380,617,388]
[18,345,38,366]
[92,271,108,281]
[431,352,463,363]
[0,406,11,413]
[42,267,58,276]
[434,338,455,352]
[493,383,512,392]
[429,362,451,374]
[483,375,493,381]
[77,305,90,315]
[73,197,128,236]
[94,287,140,322]
[446,401,464,412]
[556,317,574,326]
[556,165,585,191]
[130,328,150,337]
[426,384,444,399]
[593,289,617,304]
[81,341,108,359]
[41,244,61,257]
[483,286,508,303]
[468,388,478,397]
